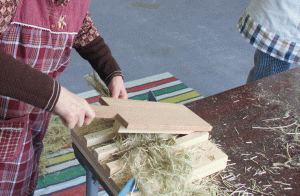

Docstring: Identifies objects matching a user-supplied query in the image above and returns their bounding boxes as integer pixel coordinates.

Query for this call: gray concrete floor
[57,0,296,97]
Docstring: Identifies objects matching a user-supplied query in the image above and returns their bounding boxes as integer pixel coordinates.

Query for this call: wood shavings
[234,127,239,135]
[255,152,269,160]
[273,181,291,186]
[252,121,298,131]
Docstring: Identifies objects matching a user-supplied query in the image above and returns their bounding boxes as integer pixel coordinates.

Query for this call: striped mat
[35,72,203,196]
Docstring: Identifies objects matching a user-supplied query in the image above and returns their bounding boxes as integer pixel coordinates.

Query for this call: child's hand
[53,86,95,129]
[107,76,128,99]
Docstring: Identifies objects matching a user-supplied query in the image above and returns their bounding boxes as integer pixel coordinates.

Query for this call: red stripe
[50,183,86,196]
[126,77,177,93]
[50,183,104,196]
[86,96,101,103]
[85,77,177,102]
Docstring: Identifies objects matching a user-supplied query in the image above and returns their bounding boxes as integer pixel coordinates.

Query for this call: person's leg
[247,49,291,83]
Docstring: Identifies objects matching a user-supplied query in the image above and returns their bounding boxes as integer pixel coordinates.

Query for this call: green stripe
[37,165,86,189]
[130,83,188,100]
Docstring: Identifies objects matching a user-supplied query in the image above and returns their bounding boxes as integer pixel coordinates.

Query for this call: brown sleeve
[75,36,123,85]
[0,48,61,112]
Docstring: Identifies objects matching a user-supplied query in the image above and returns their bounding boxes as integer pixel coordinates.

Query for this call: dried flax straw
[39,115,71,176]
[83,70,110,97]
[110,134,227,196]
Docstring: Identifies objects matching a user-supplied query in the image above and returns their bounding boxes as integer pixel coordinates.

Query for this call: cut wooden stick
[94,143,118,161]
[70,130,121,195]
[190,140,228,182]
[84,122,120,147]
[107,159,124,176]
[175,132,209,148]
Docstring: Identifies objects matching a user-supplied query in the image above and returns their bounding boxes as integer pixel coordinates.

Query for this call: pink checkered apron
[0,0,89,195]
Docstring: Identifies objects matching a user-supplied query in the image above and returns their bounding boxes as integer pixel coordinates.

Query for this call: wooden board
[90,97,212,134]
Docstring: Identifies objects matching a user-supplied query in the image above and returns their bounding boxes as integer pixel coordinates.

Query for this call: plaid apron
[0,0,89,195]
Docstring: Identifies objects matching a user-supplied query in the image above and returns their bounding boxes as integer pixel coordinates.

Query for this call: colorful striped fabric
[35,72,203,196]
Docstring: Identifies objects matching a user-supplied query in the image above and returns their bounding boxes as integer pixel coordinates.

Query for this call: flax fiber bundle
[110,134,226,196]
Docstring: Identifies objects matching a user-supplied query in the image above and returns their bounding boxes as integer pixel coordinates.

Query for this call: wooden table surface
[186,67,300,195]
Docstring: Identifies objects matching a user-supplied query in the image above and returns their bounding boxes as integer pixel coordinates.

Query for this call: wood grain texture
[190,140,228,182]
[115,120,194,134]
[84,122,120,147]
[93,143,118,161]
[107,159,123,176]
[70,129,121,195]
[175,132,209,148]
[93,97,213,133]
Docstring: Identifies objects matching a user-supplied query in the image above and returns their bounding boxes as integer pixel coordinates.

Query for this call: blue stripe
[240,14,250,34]
[267,34,279,54]
[250,24,262,45]
[284,42,296,61]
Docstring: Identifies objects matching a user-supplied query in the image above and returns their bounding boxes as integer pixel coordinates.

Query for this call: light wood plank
[107,159,124,176]
[70,129,121,195]
[84,122,120,147]
[94,143,118,161]
[175,132,209,148]
[190,140,228,182]
[116,121,194,134]
[93,97,213,133]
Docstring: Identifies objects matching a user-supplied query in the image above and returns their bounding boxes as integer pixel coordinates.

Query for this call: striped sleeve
[0,48,61,112]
